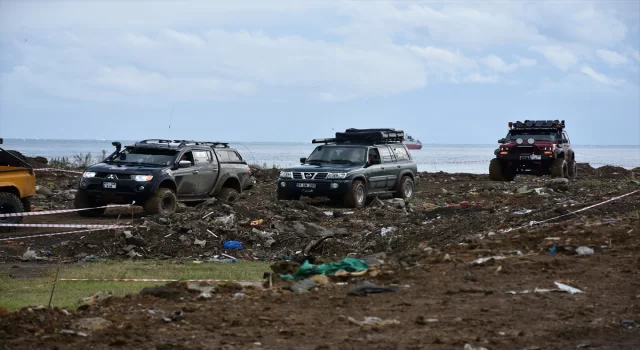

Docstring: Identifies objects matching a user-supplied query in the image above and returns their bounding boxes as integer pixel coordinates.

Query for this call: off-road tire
[74,190,107,217]
[344,180,367,209]
[489,159,516,181]
[394,176,415,200]
[568,159,577,178]
[217,187,239,203]
[21,198,31,212]
[0,192,24,232]
[277,191,300,201]
[144,188,177,216]
[551,158,568,178]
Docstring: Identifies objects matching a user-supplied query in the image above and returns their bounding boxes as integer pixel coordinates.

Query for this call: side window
[227,151,242,162]
[368,148,381,163]
[216,150,229,162]
[377,146,394,163]
[179,151,194,165]
[193,150,212,166]
[390,145,410,161]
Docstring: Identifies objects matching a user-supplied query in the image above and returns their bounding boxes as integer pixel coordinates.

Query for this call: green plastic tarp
[280,257,369,280]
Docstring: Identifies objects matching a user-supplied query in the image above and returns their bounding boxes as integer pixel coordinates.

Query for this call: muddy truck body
[277,128,419,208]
[0,139,36,232]
[75,139,254,216]
[490,120,576,181]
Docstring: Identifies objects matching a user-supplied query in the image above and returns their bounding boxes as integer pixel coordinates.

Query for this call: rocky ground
[1,163,640,349]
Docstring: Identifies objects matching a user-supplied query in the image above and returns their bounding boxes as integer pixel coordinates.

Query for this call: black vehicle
[276,128,419,208]
[490,120,576,181]
[74,139,254,216]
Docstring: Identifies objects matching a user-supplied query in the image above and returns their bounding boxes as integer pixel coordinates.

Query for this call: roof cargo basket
[134,139,230,149]
[509,120,564,130]
[312,128,405,145]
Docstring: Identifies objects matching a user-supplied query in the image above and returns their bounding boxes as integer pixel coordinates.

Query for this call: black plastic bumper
[79,177,156,203]
[276,179,352,197]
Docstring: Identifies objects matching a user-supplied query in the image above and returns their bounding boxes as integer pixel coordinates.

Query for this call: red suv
[490,120,576,181]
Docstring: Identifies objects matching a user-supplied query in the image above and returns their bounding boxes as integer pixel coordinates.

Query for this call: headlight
[527,138,535,144]
[279,171,293,179]
[132,175,153,181]
[516,138,523,145]
[327,173,348,179]
[82,172,96,178]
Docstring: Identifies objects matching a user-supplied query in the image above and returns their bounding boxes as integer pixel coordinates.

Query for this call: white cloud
[481,55,536,72]
[595,49,629,65]
[580,65,624,86]
[630,49,640,63]
[464,73,500,84]
[530,46,579,71]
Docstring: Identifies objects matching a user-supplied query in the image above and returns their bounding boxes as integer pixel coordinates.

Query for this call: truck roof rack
[134,139,230,149]
[312,128,405,145]
[509,120,565,130]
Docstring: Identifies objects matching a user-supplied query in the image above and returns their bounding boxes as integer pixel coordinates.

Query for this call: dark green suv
[276,128,419,208]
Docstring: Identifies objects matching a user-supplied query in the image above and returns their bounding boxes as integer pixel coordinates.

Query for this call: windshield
[306,146,366,164]
[507,130,558,142]
[107,147,178,166]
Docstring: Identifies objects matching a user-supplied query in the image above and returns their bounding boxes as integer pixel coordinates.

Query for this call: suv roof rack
[312,128,405,145]
[134,139,230,149]
[509,120,565,130]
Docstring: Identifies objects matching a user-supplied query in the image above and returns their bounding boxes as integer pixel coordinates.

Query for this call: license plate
[296,183,316,188]
[103,182,117,189]
[531,155,541,160]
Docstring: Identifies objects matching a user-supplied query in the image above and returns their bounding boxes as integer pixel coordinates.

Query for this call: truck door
[377,145,398,190]
[193,149,219,195]
[173,151,199,197]
[366,148,386,191]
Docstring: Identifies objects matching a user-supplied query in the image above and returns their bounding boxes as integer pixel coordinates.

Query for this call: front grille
[95,173,132,180]
[292,172,329,180]
[510,146,535,155]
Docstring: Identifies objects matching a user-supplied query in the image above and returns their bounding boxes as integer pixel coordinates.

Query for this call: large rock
[547,178,570,192]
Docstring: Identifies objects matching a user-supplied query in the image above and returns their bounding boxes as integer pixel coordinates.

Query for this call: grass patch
[0,260,270,311]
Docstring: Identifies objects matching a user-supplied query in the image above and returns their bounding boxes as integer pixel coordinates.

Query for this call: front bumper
[497,153,556,162]
[276,179,352,197]
[79,177,155,203]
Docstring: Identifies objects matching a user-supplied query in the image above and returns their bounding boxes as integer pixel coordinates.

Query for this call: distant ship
[404,134,422,150]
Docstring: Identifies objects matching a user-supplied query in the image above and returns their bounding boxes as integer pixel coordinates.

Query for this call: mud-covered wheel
[277,191,300,201]
[0,192,24,232]
[74,190,106,217]
[551,158,568,178]
[489,159,505,181]
[144,188,177,216]
[344,180,367,209]
[217,187,239,203]
[568,159,577,178]
[394,176,415,200]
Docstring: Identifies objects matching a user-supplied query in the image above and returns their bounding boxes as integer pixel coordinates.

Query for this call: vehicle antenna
[168,107,174,139]
[236,142,257,165]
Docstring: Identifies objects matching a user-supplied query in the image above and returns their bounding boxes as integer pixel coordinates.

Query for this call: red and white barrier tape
[33,168,83,174]
[0,228,116,242]
[0,223,131,229]
[57,278,245,283]
[0,204,131,218]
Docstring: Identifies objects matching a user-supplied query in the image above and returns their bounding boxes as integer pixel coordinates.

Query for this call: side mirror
[179,160,192,168]
[300,157,306,163]
[498,138,506,143]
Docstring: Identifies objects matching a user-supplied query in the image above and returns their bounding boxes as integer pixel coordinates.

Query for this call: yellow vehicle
[0,138,36,232]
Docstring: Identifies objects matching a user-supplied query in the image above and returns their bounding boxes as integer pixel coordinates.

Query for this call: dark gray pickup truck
[74,139,255,216]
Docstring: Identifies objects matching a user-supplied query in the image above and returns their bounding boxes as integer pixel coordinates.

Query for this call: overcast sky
[0,0,639,145]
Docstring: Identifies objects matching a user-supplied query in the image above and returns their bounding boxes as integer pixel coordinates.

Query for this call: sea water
[2,139,639,173]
